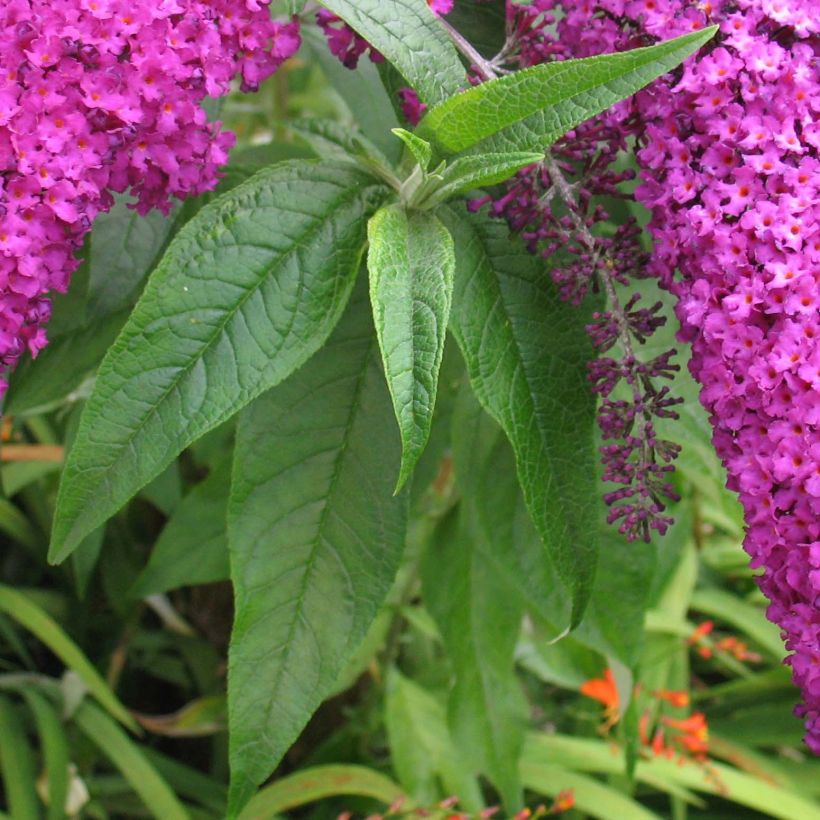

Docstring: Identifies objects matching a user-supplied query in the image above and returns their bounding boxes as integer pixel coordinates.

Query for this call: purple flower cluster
[507,0,820,751]
[474,1,683,541]
[0,0,300,394]
[316,0,454,123]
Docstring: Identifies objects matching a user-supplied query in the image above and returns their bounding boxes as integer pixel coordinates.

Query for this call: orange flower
[687,620,714,644]
[654,689,691,708]
[550,790,576,814]
[663,712,710,757]
[580,668,620,711]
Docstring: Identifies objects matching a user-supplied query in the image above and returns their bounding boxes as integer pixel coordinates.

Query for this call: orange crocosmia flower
[580,668,620,710]
[687,620,715,644]
[654,689,691,708]
[663,711,710,756]
[551,790,576,813]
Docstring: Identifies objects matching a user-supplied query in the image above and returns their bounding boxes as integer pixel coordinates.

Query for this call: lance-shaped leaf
[413,151,544,209]
[417,27,718,155]
[227,290,408,816]
[367,205,455,491]
[50,161,387,564]
[421,508,527,811]
[442,206,598,629]
[317,0,467,105]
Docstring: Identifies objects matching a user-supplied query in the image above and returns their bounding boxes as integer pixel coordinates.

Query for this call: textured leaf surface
[317,0,466,105]
[451,386,657,668]
[420,152,543,208]
[417,27,717,154]
[227,291,407,815]
[421,507,527,811]
[443,207,598,627]
[130,460,231,598]
[50,161,386,563]
[368,205,455,490]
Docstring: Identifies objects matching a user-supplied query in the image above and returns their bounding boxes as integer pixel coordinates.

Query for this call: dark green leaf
[417,27,717,154]
[0,697,40,820]
[443,206,598,628]
[368,205,455,490]
[227,290,407,814]
[316,0,467,105]
[421,507,527,811]
[130,461,231,598]
[50,161,387,564]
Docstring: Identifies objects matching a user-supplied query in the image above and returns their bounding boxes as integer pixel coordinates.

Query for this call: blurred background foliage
[1,7,819,819]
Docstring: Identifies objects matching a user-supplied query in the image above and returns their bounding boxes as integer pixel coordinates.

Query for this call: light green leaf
[521,762,663,820]
[385,668,483,810]
[74,702,189,820]
[524,734,820,820]
[21,690,70,820]
[392,128,433,170]
[417,151,543,208]
[227,290,408,815]
[442,206,598,628]
[0,584,136,731]
[368,205,455,491]
[417,27,718,154]
[50,161,387,564]
[421,508,527,811]
[0,696,40,820]
[238,765,407,820]
[130,460,231,598]
[316,0,466,105]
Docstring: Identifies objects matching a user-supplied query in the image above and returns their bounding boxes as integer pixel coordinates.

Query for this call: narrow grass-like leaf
[21,690,70,820]
[316,0,466,105]
[442,206,598,628]
[74,702,188,820]
[0,696,40,820]
[0,584,136,731]
[417,27,717,155]
[368,205,455,490]
[50,161,387,563]
[523,734,820,820]
[228,290,407,815]
[238,765,407,820]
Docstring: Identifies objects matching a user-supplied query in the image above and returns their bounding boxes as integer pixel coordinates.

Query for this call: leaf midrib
[59,171,382,551]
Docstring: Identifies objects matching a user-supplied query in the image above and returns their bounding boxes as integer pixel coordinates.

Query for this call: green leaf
[0,584,136,731]
[21,690,70,820]
[367,205,455,491]
[227,290,408,815]
[523,734,820,820]
[521,762,664,820]
[316,0,466,105]
[385,668,484,810]
[130,460,231,598]
[237,765,407,820]
[0,696,40,820]
[417,27,718,154]
[73,702,189,820]
[416,151,543,208]
[421,508,527,811]
[302,26,401,163]
[289,119,398,185]
[50,161,387,564]
[392,128,433,171]
[442,206,598,628]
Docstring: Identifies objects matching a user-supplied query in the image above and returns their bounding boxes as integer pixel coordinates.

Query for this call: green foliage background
[0,3,818,819]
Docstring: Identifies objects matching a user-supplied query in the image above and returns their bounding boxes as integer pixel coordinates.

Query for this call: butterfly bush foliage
[7,0,818,815]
